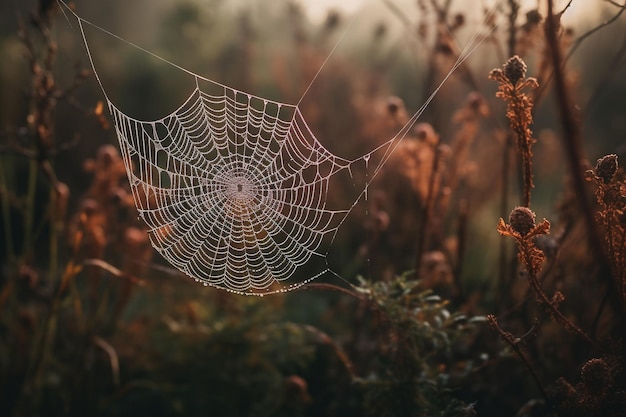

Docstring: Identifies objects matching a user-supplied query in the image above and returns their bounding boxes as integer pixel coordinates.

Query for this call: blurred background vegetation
[1,0,625,416]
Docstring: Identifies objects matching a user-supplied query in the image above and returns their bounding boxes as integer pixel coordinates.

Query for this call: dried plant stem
[498,136,514,307]
[566,1,626,60]
[490,58,537,209]
[0,162,14,262]
[93,336,120,386]
[30,261,78,379]
[49,186,58,284]
[487,314,548,402]
[522,255,602,351]
[545,0,623,315]
[505,84,535,208]
[502,0,517,295]
[302,324,356,378]
[507,0,519,57]
[516,129,533,208]
[499,215,602,350]
[415,141,442,278]
[453,199,468,286]
[23,159,38,258]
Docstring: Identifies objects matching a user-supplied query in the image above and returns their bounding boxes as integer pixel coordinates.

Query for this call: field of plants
[1,0,625,416]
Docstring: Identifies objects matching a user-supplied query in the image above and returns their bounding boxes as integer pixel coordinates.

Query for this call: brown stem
[545,0,623,316]
[514,122,533,208]
[487,314,548,402]
[498,134,514,311]
[453,199,468,288]
[520,243,603,351]
[507,0,519,57]
[415,140,442,279]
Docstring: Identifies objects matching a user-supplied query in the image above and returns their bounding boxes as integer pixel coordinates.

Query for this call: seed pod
[595,154,618,184]
[503,55,527,85]
[509,206,536,236]
[581,358,612,395]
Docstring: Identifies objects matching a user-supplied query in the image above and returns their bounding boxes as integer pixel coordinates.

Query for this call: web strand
[296,20,354,107]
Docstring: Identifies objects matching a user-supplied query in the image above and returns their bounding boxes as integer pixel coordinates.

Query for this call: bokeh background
[1,0,626,416]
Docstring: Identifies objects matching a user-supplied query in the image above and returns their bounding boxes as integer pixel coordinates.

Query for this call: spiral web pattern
[110,81,354,294]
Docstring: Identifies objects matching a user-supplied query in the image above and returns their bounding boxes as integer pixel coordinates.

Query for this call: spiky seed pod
[595,154,618,184]
[581,358,612,395]
[509,206,536,236]
[503,55,527,85]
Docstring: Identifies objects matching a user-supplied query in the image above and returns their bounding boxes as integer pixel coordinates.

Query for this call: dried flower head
[509,206,536,236]
[490,55,538,207]
[595,154,618,184]
[413,123,438,145]
[386,96,404,116]
[581,358,612,395]
[526,9,542,26]
[96,144,120,169]
[451,13,465,30]
[503,55,527,85]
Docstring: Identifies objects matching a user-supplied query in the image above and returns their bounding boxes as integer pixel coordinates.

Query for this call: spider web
[59,0,496,295]
[110,81,355,293]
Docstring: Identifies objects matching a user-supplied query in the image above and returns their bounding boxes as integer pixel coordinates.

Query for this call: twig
[498,216,603,351]
[453,199,468,288]
[524,259,602,351]
[0,163,15,262]
[301,324,356,378]
[507,0,519,57]
[415,140,442,278]
[566,1,626,60]
[534,0,626,104]
[93,336,120,386]
[82,258,146,286]
[487,314,548,402]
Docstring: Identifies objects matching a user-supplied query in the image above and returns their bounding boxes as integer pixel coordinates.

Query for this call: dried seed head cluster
[586,153,626,308]
[550,358,624,416]
[525,9,542,26]
[497,208,603,348]
[595,154,618,184]
[581,358,613,394]
[489,55,534,88]
[509,206,536,236]
[503,55,527,85]
[498,207,550,278]
[70,145,151,274]
[490,55,539,207]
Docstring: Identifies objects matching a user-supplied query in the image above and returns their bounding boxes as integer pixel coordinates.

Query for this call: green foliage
[354,274,482,417]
